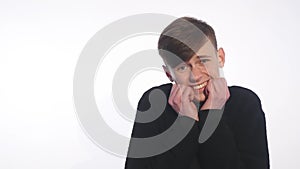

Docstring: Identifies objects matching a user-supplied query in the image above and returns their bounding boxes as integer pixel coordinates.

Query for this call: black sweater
[125,83,269,169]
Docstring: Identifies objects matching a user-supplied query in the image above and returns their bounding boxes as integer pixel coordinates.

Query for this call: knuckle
[168,99,173,106]
[173,98,180,105]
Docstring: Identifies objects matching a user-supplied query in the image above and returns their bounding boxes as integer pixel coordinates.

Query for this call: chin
[194,93,206,102]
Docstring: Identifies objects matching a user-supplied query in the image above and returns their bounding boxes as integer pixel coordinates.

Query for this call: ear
[217,47,225,68]
[162,65,174,82]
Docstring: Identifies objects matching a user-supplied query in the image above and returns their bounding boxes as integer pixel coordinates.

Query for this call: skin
[163,41,230,121]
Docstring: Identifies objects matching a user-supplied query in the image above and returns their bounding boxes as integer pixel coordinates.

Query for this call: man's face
[164,41,225,102]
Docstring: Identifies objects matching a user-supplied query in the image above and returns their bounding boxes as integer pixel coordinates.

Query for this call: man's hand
[201,78,230,110]
[168,84,199,121]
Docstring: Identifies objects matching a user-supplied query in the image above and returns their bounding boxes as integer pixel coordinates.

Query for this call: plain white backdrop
[1,0,299,168]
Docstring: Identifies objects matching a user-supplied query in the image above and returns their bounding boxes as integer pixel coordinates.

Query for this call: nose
[189,65,206,83]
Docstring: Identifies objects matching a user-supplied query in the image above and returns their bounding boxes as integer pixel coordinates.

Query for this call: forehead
[187,41,217,62]
[196,41,216,57]
[163,40,217,68]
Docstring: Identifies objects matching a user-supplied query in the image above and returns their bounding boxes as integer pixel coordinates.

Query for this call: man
[125,17,269,169]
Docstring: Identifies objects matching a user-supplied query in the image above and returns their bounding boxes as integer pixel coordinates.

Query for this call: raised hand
[201,78,230,110]
[168,84,199,121]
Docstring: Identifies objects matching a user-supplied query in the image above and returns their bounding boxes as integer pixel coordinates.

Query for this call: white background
[1,0,300,168]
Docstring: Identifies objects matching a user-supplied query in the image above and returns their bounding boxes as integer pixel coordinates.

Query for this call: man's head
[158,17,225,101]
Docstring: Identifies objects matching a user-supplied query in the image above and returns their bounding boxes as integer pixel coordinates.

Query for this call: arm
[125,86,201,169]
[234,91,270,169]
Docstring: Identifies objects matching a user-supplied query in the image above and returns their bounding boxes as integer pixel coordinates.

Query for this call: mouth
[193,81,208,90]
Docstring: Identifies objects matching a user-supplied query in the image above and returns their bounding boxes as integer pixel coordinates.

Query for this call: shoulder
[225,86,263,115]
[146,83,172,94]
[228,86,261,105]
[224,86,265,125]
[139,83,172,100]
[137,83,172,111]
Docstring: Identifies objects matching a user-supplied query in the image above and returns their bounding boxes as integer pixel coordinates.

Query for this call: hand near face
[168,84,199,121]
[200,78,230,110]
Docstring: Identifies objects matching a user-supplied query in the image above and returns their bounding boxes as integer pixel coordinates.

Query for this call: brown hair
[158,17,218,67]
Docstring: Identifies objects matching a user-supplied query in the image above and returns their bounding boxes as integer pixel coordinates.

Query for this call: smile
[193,81,208,90]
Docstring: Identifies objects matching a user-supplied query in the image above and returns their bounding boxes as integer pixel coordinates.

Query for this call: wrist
[178,112,199,121]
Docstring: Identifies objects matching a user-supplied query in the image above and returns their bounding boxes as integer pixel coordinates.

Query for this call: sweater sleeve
[125,87,201,169]
[234,91,270,169]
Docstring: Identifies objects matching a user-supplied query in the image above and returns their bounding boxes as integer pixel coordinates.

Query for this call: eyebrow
[173,55,212,68]
[197,55,212,58]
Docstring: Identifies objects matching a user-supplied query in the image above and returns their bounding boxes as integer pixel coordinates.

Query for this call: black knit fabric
[125,83,269,169]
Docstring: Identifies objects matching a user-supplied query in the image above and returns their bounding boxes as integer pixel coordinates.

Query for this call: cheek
[204,64,219,78]
[173,74,189,84]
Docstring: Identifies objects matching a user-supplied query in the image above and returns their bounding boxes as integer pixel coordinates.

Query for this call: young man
[125,17,270,169]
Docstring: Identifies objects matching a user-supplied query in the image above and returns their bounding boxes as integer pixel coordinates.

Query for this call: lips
[193,81,208,90]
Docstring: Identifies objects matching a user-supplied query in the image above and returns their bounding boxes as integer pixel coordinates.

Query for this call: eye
[176,64,189,72]
[200,59,209,63]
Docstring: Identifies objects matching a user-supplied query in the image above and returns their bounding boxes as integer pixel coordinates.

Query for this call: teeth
[193,82,207,90]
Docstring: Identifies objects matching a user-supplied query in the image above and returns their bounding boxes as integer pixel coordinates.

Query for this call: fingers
[201,78,230,110]
[170,85,194,104]
[169,84,180,112]
[204,79,212,97]
[169,84,199,121]
[205,78,228,97]
[169,84,196,109]
[169,84,180,107]
[181,86,194,104]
